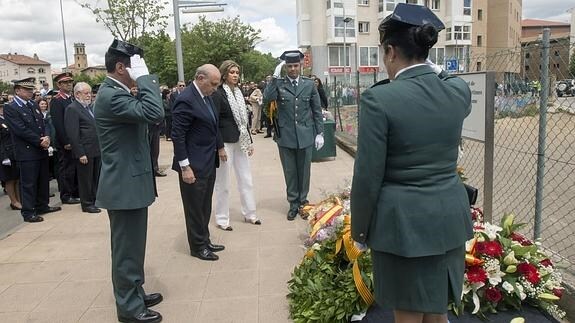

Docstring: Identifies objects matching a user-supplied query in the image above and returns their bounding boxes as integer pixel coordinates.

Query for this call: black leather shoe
[118,309,162,323]
[264,134,272,138]
[287,210,297,221]
[10,203,21,210]
[82,205,101,213]
[191,248,219,261]
[24,215,44,223]
[62,198,81,204]
[144,293,163,307]
[37,206,62,214]
[207,243,225,252]
[154,171,167,177]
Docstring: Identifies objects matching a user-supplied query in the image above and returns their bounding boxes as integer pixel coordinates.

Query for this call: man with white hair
[64,82,101,213]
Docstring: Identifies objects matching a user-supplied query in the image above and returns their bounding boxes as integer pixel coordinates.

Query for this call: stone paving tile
[77,307,117,323]
[259,295,292,323]
[203,270,258,300]
[0,262,40,285]
[152,274,209,303]
[197,297,258,323]
[152,300,201,322]
[15,260,81,284]
[259,267,293,297]
[210,248,258,273]
[0,282,58,312]
[26,309,86,323]
[34,280,106,311]
[0,312,28,323]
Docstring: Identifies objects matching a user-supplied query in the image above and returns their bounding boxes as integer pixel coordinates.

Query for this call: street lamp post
[59,0,69,72]
[173,0,226,82]
[342,17,352,86]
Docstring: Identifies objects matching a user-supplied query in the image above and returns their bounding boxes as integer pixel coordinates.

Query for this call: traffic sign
[446,59,458,72]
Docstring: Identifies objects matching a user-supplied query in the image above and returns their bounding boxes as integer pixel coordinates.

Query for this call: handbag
[464,184,478,206]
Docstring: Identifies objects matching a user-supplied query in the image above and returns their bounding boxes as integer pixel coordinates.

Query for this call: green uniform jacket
[94,75,164,210]
[263,76,324,149]
[351,65,473,258]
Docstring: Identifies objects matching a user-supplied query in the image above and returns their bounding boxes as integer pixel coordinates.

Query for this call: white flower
[483,223,502,240]
[312,243,321,251]
[502,281,514,293]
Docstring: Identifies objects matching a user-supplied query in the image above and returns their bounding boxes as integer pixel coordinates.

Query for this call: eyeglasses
[178,84,185,88]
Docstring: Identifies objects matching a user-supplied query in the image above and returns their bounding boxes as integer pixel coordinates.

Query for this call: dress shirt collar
[394,63,427,79]
[193,81,208,100]
[12,95,29,108]
[287,76,300,86]
[107,76,131,93]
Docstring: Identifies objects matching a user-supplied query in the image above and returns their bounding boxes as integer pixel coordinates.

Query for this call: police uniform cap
[13,77,36,90]
[280,50,304,64]
[379,3,445,34]
[54,72,74,83]
[108,39,144,57]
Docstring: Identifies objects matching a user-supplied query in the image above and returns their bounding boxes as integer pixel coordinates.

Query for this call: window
[334,0,344,8]
[476,35,482,47]
[329,46,350,67]
[38,68,45,74]
[477,9,483,21]
[358,0,369,5]
[386,0,396,11]
[525,65,530,71]
[358,21,370,33]
[335,17,355,37]
[554,50,559,57]
[463,0,471,15]
[378,0,384,12]
[406,0,418,4]
[428,47,445,65]
[359,47,379,66]
[327,0,331,9]
[476,62,482,71]
[27,67,35,74]
[453,25,470,40]
[430,0,440,10]
[446,27,452,41]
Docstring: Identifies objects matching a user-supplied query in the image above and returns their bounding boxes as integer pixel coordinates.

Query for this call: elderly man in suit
[171,64,225,261]
[3,78,61,222]
[50,72,80,205]
[64,82,101,214]
[94,39,164,323]
[263,50,324,221]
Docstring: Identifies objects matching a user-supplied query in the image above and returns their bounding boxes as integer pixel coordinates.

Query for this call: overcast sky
[0,0,572,71]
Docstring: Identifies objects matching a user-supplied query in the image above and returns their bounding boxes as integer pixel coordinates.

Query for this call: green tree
[73,73,106,87]
[0,80,12,95]
[238,51,278,82]
[134,31,178,86]
[181,16,261,79]
[77,0,169,41]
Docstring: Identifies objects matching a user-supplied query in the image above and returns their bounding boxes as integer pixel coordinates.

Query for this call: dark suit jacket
[351,65,473,257]
[49,93,74,148]
[64,100,100,158]
[94,75,164,210]
[171,83,219,178]
[211,86,252,149]
[4,99,49,161]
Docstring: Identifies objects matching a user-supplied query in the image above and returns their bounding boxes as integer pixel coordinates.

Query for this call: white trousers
[214,141,257,226]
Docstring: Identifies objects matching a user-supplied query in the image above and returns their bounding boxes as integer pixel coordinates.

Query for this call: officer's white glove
[48,146,54,157]
[315,133,324,150]
[273,61,286,78]
[425,58,443,75]
[126,55,149,81]
[2,158,10,166]
[354,241,368,252]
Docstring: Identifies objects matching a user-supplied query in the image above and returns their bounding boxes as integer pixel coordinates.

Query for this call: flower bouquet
[453,207,565,320]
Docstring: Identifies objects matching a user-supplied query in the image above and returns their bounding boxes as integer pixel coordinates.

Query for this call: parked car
[556,79,574,97]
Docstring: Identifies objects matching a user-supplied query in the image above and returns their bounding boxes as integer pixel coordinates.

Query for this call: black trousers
[108,208,148,318]
[164,116,172,139]
[178,170,216,252]
[57,148,78,200]
[77,156,101,207]
[149,127,161,172]
[18,158,50,219]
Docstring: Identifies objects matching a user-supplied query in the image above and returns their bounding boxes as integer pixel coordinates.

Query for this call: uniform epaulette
[370,79,391,88]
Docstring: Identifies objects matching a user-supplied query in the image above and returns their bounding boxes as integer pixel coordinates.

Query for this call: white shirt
[106,76,131,93]
[287,76,300,87]
[394,63,427,79]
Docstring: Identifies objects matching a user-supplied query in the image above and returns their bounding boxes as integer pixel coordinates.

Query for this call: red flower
[553,288,563,298]
[510,232,533,246]
[517,262,541,285]
[540,258,553,267]
[466,266,488,284]
[475,241,504,258]
[471,208,484,222]
[485,287,503,303]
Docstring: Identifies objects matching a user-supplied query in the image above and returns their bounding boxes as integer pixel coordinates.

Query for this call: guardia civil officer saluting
[351,4,473,322]
[94,39,164,323]
[263,50,324,221]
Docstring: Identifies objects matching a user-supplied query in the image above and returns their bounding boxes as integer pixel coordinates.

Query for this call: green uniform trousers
[108,208,148,317]
[278,145,312,211]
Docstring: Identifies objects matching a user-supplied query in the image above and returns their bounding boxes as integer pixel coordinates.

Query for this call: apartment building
[296,0,522,84]
[0,53,52,89]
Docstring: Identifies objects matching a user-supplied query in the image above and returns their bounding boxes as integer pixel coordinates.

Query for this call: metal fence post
[534,28,550,240]
[356,71,360,129]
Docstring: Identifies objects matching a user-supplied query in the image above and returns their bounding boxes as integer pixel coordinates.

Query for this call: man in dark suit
[50,72,80,204]
[94,40,164,323]
[171,64,225,261]
[64,82,101,213]
[4,78,61,222]
[263,50,324,220]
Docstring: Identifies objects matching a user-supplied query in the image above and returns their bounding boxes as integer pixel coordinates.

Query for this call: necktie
[292,80,297,88]
[204,97,216,122]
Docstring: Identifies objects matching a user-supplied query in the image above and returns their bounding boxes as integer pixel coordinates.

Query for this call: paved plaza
[0,135,355,322]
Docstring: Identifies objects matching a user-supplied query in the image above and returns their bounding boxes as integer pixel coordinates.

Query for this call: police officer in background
[263,50,324,221]
[94,40,164,323]
[4,78,61,222]
[50,72,80,204]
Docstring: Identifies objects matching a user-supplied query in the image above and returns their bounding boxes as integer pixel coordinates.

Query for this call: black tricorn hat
[108,39,144,57]
[280,50,304,64]
[379,3,445,34]
[13,77,36,89]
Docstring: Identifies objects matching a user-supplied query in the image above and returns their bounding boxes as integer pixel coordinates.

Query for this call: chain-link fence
[327,34,575,285]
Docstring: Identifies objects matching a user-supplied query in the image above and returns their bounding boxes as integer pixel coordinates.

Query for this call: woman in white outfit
[211,60,261,231]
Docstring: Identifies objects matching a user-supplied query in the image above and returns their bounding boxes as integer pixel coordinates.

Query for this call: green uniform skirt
[371,245,465,314]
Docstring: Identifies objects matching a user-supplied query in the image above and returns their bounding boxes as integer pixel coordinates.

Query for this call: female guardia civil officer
[351,4,473,323]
